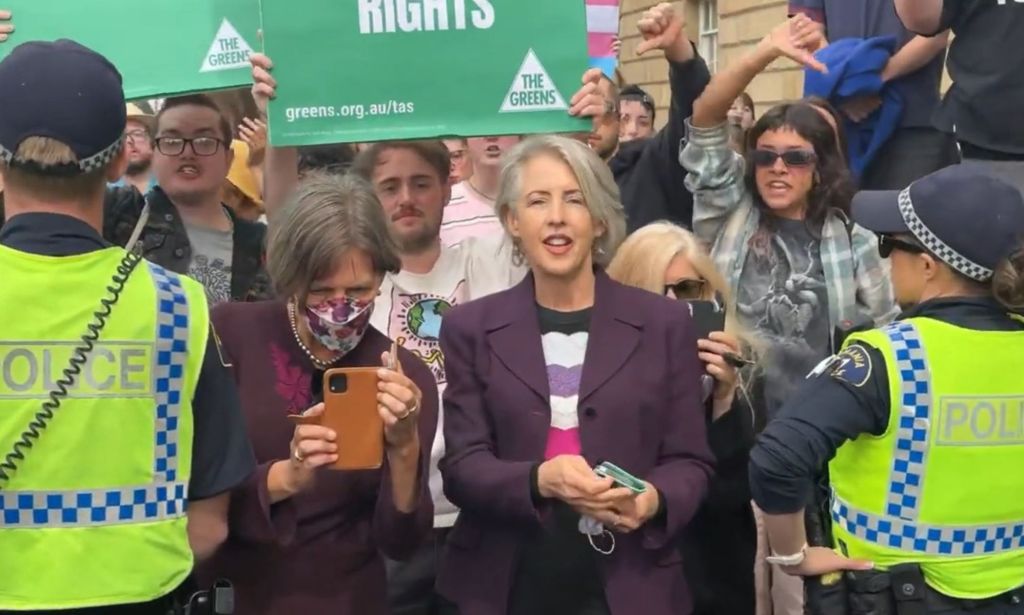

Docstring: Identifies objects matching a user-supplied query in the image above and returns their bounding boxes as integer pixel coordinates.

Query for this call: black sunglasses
[877,234,927,258]
[665,278,707,300]
[750,149,817,168]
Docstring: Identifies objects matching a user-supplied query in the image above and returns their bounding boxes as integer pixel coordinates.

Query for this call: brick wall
[616,0,952,128]
[617,0,802,128]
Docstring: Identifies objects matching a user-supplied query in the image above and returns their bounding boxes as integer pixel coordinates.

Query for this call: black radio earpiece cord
[0,251,144,488]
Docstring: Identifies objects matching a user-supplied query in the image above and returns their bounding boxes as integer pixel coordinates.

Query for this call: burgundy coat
[436,271,714,615]
[196,301,437,615]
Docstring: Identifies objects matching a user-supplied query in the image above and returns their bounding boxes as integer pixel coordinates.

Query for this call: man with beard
[113,102,158,193]
[598,2,711,232]
[440,135,520,245]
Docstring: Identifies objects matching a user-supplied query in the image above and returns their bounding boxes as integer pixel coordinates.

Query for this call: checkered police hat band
[0,137,123,176]
[898,188,994,282]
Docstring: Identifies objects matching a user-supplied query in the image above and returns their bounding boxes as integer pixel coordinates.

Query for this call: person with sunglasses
[682,14,898,424]
[608,221,762,615]
[681,16,899,614]
[750,164,1024,615]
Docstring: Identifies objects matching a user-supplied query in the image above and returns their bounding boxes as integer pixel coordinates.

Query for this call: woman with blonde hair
[436,136,713,615]
[608,221,760,615]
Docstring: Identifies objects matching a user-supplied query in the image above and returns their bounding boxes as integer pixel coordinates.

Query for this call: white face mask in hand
[579,516,616,555]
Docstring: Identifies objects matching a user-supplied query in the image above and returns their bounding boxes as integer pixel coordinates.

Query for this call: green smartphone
[594,461,647,494]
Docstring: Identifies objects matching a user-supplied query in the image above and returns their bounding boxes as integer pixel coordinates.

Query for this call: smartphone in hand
[288,367,384,470]
[594,461,647,494]
[687,300,726,340]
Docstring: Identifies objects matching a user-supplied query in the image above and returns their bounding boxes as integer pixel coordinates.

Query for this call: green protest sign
[260,0,590,145]
[0,0,260,100]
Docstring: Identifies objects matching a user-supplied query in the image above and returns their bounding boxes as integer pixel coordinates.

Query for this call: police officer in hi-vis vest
[749,164,1024,615]
[0,41,254,614]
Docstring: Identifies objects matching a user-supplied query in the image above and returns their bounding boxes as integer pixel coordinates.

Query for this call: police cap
[0,40,126,176]
[852,165,1024,282]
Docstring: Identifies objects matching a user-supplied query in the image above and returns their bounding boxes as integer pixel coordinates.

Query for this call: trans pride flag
[587,0,620,78]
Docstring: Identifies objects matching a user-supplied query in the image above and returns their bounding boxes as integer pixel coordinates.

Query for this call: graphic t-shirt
[440,181,504,247]
[185,221,233,306]
[735,218,830,420]
[370,235,526,527]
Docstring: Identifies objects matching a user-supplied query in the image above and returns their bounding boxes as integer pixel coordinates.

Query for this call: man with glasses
[112,102,159,194]
[105,94,272,305]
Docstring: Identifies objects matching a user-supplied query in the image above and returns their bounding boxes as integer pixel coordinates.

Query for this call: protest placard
[260,0,591,146]
[0,0,260,100]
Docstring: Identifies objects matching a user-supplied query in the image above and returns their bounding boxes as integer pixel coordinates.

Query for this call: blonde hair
[607,221,758,355]
[495,135,626,267]
[2,137,112,200]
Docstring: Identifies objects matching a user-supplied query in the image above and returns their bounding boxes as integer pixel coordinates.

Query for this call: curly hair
[744,102,856,236]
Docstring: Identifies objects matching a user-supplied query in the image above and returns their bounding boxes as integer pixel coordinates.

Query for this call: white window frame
[698,0,719,73]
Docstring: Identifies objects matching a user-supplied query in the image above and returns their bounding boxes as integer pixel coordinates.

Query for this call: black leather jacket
[104,185,273,302]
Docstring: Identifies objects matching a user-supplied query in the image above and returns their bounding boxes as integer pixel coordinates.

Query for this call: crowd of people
[1,1,1024,615]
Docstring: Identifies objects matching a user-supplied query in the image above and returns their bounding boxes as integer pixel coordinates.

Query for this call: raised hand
[636,3,691,62]
[0,10,13,43]
[764,15,828,73]
[569,68,611,119]
[698,331,743,417]
[250,53,276,116]
[238,117,268,164]
[285,403,338,494]
[377,348,421,450]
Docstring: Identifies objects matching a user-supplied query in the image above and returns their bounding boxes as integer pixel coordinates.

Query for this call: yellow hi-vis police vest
[0,244,209,610]
[829,317,1024,600]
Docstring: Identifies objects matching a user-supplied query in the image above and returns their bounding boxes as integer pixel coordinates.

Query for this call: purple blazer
[437,271,714,615]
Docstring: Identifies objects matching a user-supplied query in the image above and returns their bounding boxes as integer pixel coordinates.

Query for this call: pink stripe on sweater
[544,428,582,459]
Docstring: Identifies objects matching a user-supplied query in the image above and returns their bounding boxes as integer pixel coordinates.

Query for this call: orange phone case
[290,367,384,471]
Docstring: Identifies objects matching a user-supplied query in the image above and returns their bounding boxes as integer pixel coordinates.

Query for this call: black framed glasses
[665,278,707,300]
[124,129,150,143]
[750,149,817,168]
[154,136,226,157]
[877,234,927,258]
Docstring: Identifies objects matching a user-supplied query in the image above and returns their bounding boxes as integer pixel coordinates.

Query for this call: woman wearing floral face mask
[196,173,438,615]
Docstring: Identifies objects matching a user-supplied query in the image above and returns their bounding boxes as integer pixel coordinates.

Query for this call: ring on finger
[293,449,304,463]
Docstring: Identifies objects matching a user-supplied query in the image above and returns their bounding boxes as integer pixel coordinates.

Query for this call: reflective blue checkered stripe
[150,263,187,484]
[831,494,1024,556]
[0,262,189,529]
[832,321,1024,555]
[884,322,931,520]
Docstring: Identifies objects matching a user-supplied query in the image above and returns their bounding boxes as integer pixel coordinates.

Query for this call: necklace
[467,177,497,202]
[288,300,336,370]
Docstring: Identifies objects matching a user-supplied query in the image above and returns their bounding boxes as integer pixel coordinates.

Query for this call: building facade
[618,0,799,128]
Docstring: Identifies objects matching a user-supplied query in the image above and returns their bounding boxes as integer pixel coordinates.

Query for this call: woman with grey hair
[196,173,438,614]
[435,135,714,615]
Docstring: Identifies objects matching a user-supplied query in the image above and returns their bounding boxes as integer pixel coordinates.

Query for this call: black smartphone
[687,300,726,340]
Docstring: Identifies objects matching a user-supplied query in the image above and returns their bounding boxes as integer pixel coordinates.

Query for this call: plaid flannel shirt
[680,120,898,344]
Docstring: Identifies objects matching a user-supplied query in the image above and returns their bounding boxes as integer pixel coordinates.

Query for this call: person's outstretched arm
[691,15,826,128]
